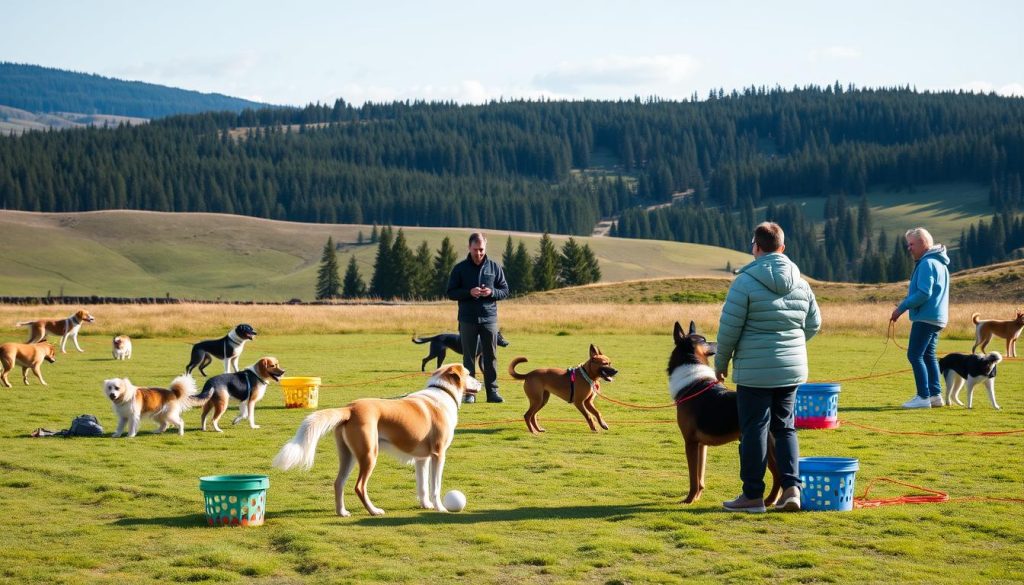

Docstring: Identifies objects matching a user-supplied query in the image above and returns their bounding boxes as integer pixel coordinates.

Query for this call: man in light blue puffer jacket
[715,222,821,513]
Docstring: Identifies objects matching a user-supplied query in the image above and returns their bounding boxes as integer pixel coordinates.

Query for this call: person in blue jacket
[715,222,821,513]
[890,227,950,409]
[447,232,510,404]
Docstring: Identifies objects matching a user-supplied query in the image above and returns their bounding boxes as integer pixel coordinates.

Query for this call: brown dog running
[668,321,780,506]
[17,309,95,354]
[509,344,618,435]
[973,310,1024,357]
[0,341,57,387]
[273,363,480,516]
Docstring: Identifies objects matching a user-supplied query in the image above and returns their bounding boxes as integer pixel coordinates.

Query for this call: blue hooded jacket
[896,245,950,327]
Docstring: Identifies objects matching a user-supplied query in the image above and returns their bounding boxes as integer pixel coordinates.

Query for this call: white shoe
[902,396,932,409]
[930,395,945,407]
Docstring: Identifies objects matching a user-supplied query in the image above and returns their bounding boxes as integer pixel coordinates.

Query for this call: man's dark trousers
[736,384,801,499]
[459,320,499,396]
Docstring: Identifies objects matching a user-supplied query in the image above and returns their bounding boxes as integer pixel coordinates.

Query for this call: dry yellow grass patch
[0,301,1009,340]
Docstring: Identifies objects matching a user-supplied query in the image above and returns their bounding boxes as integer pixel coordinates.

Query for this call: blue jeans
[736,385,801,500]
[907,322,942,399]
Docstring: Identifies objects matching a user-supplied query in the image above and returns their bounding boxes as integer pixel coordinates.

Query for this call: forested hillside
[0,63,269,118]
[2,84,1022,280]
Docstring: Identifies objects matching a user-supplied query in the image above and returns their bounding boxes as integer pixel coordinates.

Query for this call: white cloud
[809,46,862,61]
[532,54,700,94]
[106,53,261,93]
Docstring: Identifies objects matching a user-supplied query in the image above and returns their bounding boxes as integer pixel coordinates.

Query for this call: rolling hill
[0,62,273,126]
[0,210,751,301]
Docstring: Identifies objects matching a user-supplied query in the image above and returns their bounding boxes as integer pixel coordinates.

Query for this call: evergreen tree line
[316,228,600,300]
[609,195,918,284]
[956,211,1024,269]
[0,62,268,118]
[2,86,1022,236]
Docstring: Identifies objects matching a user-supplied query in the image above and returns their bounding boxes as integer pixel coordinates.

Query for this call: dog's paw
[250,424,261,429]
[368,506,386,516]
[337,508,351,517]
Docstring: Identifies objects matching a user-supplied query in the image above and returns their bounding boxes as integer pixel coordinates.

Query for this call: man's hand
[479,286,492,297]
[715,370,727,382]
[470,287,483,298]
[890,306,903,322]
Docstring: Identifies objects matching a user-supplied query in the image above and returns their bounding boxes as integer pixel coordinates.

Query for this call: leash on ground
[838,419,1024,436]
[854,476,1024,508]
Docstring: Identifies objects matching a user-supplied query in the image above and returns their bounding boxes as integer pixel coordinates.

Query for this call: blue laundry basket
[799,457,858,511]
[796,383,841,429]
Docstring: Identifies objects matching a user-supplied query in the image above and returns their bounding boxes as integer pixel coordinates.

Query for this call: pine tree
[370,224,379,244]
[558,237,586,286]
[412,241,434,299]
[433,236,458,297]
[390,228,415,299]
[342,256,367,298]
[369,226,395,298]
[315,237,342,299]
[580,243,601,284]
[533,233,559,291]
[510,241,535,294]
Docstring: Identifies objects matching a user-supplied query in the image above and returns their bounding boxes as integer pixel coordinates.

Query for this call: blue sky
[4,0,1022,106]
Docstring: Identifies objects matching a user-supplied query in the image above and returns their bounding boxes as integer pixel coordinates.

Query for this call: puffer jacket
[714,252,821,388]
[896,245,950,327]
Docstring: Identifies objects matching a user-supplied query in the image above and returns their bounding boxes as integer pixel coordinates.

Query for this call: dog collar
[428,383,461,408]
[245,367,269,385]
[574,364,596,388]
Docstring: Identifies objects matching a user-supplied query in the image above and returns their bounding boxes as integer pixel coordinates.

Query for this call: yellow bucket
[279,376,321,408]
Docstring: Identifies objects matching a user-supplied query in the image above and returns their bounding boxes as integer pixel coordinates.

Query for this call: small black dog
[939,351,1002,409]
[412,331,510,372]
[185,324,257,376]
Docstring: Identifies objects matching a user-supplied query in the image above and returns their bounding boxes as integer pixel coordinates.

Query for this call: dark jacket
[447,255,509,324]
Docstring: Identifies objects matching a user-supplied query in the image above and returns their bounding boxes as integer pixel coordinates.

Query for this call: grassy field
[0,210,751,301]
[762,182,992,248]
[1,306,1022,584]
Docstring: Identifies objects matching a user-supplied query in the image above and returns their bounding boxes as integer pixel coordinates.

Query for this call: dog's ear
[441,364,464,387]
[590,344,599,357]
[688,321,697,335]
[673,321,684,343]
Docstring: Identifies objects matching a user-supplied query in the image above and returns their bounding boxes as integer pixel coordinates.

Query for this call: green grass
[763,182,993,248]
[0,211,749,301]
[1,329,1022,584]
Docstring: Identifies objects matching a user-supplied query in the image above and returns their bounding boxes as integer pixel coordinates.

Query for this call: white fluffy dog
[112,335,133,360]
[103,375,197,437]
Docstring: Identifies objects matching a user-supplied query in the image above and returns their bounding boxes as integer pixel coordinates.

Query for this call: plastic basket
[799,457,858,511]
[795,383,840,429]
[280,376,321,409]
[199,474,269,526]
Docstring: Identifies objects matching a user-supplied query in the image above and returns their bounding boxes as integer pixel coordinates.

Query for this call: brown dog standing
[0,342,57,387]
[668,321,780,505]
[17,309,95,354]
[509,344,618,435]
[973,310,1024,357]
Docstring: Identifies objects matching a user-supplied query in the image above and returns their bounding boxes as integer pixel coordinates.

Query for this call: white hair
[905,227,934,248]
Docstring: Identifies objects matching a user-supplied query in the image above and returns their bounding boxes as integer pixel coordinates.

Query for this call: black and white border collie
[185,324,257,376]
[939,352,1002,410]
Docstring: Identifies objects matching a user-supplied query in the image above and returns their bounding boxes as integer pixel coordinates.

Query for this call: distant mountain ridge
[0,62,273,119]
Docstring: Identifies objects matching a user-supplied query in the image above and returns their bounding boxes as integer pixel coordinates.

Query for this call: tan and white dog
[0,341,57,387]
[17,309,95,354]
[103,375,197,437]
[973,310,1024,358]
[273,363,480,516]
[112,335,133,360]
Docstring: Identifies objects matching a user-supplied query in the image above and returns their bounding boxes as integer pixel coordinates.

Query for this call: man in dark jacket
[447,232,509,403]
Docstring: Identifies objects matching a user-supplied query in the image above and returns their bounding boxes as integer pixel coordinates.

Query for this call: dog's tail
[169,375,197,400]
[972,312,982,324]
[273,407,352,471]
[508,357,529,380]
[988,351,1003,364]
[186,380,216,408]
[411,334,432,344]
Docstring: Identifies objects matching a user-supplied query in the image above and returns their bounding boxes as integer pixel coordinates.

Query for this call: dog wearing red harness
[509,344,618,435]
[669,321,780,505]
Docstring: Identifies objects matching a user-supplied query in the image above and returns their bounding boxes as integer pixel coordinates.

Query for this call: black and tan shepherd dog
[668,321,780,505]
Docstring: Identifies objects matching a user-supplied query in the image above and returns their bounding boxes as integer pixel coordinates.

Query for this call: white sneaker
[902,396,932,409]
[930,395,945,407]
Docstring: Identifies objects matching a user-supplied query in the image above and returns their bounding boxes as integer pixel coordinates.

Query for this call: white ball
[443,489,466,512]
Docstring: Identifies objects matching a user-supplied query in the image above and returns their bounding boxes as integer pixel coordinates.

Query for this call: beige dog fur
[973,310,1024,357]
[0,341,57,387]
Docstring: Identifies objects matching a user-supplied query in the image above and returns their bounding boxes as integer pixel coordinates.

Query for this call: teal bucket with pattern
[199,474,269,526]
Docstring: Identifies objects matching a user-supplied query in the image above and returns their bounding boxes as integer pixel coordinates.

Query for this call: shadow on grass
[836,406,904,412]
[348,503,672,526]
[112,513,211,528]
